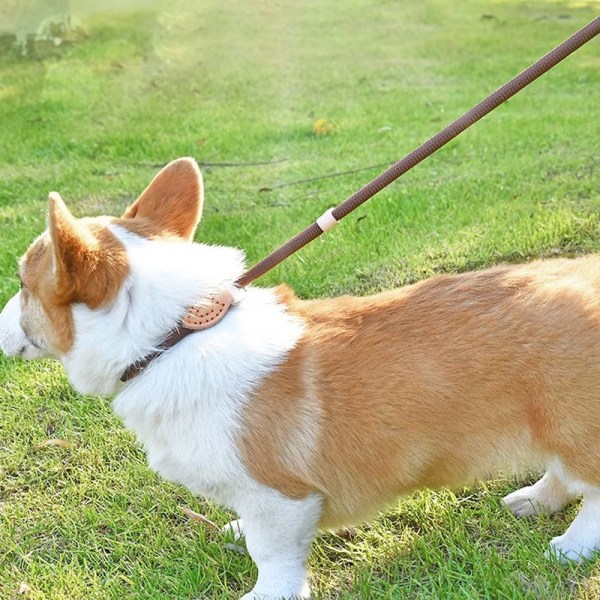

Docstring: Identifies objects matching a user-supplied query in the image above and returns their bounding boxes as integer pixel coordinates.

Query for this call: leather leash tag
[181,290,234,330]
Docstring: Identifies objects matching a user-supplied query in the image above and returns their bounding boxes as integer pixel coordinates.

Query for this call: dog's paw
[223,518,245,541]
[240,581,310,599]
[502,486,544,517]
[503,474,570,518]
[240,594,291,600]
[547,534,598,563]
[503,471,573,519]
[240,593,309,600]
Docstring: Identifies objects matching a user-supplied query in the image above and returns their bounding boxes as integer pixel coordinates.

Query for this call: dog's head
[0,157,241,394]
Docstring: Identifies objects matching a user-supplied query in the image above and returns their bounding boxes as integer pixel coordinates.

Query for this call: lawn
[1,0,599,598]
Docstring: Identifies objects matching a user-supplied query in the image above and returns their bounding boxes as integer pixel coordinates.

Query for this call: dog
[1,157,600,599]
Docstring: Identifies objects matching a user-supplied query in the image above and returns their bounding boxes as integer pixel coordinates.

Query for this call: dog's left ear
[48,192,128,307]
[123,157,204,241]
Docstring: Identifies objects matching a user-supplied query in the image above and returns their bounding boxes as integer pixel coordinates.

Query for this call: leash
[121,16,599,383]
[234,16,600,289]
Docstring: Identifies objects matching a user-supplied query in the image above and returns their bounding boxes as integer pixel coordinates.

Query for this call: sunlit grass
[1,0,599,597]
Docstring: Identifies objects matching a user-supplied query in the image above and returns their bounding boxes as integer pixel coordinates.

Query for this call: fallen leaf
[17,582,30,594]
[312,118,334,137]
[180,507,219,530]
[336,527,357,540]
[32,439,75,451]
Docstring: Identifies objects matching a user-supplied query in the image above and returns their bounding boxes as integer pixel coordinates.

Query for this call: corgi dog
[2,157,600,599]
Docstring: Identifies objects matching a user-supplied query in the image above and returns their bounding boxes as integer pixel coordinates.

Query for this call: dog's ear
[48,193,128,307]
[122,157,204,241]
[48,192,98,300]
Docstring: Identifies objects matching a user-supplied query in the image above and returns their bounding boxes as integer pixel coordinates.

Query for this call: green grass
[1,0,599,597]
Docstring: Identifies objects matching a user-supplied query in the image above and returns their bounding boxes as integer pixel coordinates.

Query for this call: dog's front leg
[238,491,322,600]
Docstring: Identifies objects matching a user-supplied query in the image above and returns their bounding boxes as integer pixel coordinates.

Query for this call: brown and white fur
[2,157,600,598]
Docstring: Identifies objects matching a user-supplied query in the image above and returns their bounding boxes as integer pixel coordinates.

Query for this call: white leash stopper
[316,207,338,233]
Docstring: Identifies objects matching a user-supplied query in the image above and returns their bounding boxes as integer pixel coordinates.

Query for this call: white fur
[505,459,600,563]
[62,226,247,395]
[0,292,50,359]
[503,467,574,517]
[108,229,301,495]
[549,492,600,562]
[66,226,321,598]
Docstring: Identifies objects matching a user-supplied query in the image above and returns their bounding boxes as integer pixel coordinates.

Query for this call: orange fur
[48,196,129,308]
[19,199,129,354]
[122,157,203,241]
[20,234,75,354]
[239,258,600,528]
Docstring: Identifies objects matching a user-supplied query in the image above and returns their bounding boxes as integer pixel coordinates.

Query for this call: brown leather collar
[120,290,234,382]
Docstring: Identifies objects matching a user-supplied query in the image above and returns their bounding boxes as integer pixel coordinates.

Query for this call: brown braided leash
[121,16,599,382]
[235,16,600,288]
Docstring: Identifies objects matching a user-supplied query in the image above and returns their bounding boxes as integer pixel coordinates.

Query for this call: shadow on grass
[311,482,594,598]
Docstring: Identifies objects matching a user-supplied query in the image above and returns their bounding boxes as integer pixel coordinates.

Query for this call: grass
[0,0,599,597]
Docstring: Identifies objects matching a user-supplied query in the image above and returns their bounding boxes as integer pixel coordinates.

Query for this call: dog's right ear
[122,157,204,241]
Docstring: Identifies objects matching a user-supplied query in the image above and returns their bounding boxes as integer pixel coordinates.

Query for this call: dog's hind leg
[503,469,574,517]
[237,491,322,600]
[548,491,600,562]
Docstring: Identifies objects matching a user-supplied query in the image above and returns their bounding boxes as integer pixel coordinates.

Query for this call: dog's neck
[120,290,235,382]
[62,227,245,396]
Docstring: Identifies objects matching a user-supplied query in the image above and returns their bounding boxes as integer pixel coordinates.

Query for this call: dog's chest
[141,411,242,502]
[114,372,249,503]
[117,397,250,509]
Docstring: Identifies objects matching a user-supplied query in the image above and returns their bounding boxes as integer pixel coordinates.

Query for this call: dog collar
[120,290,234,383]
